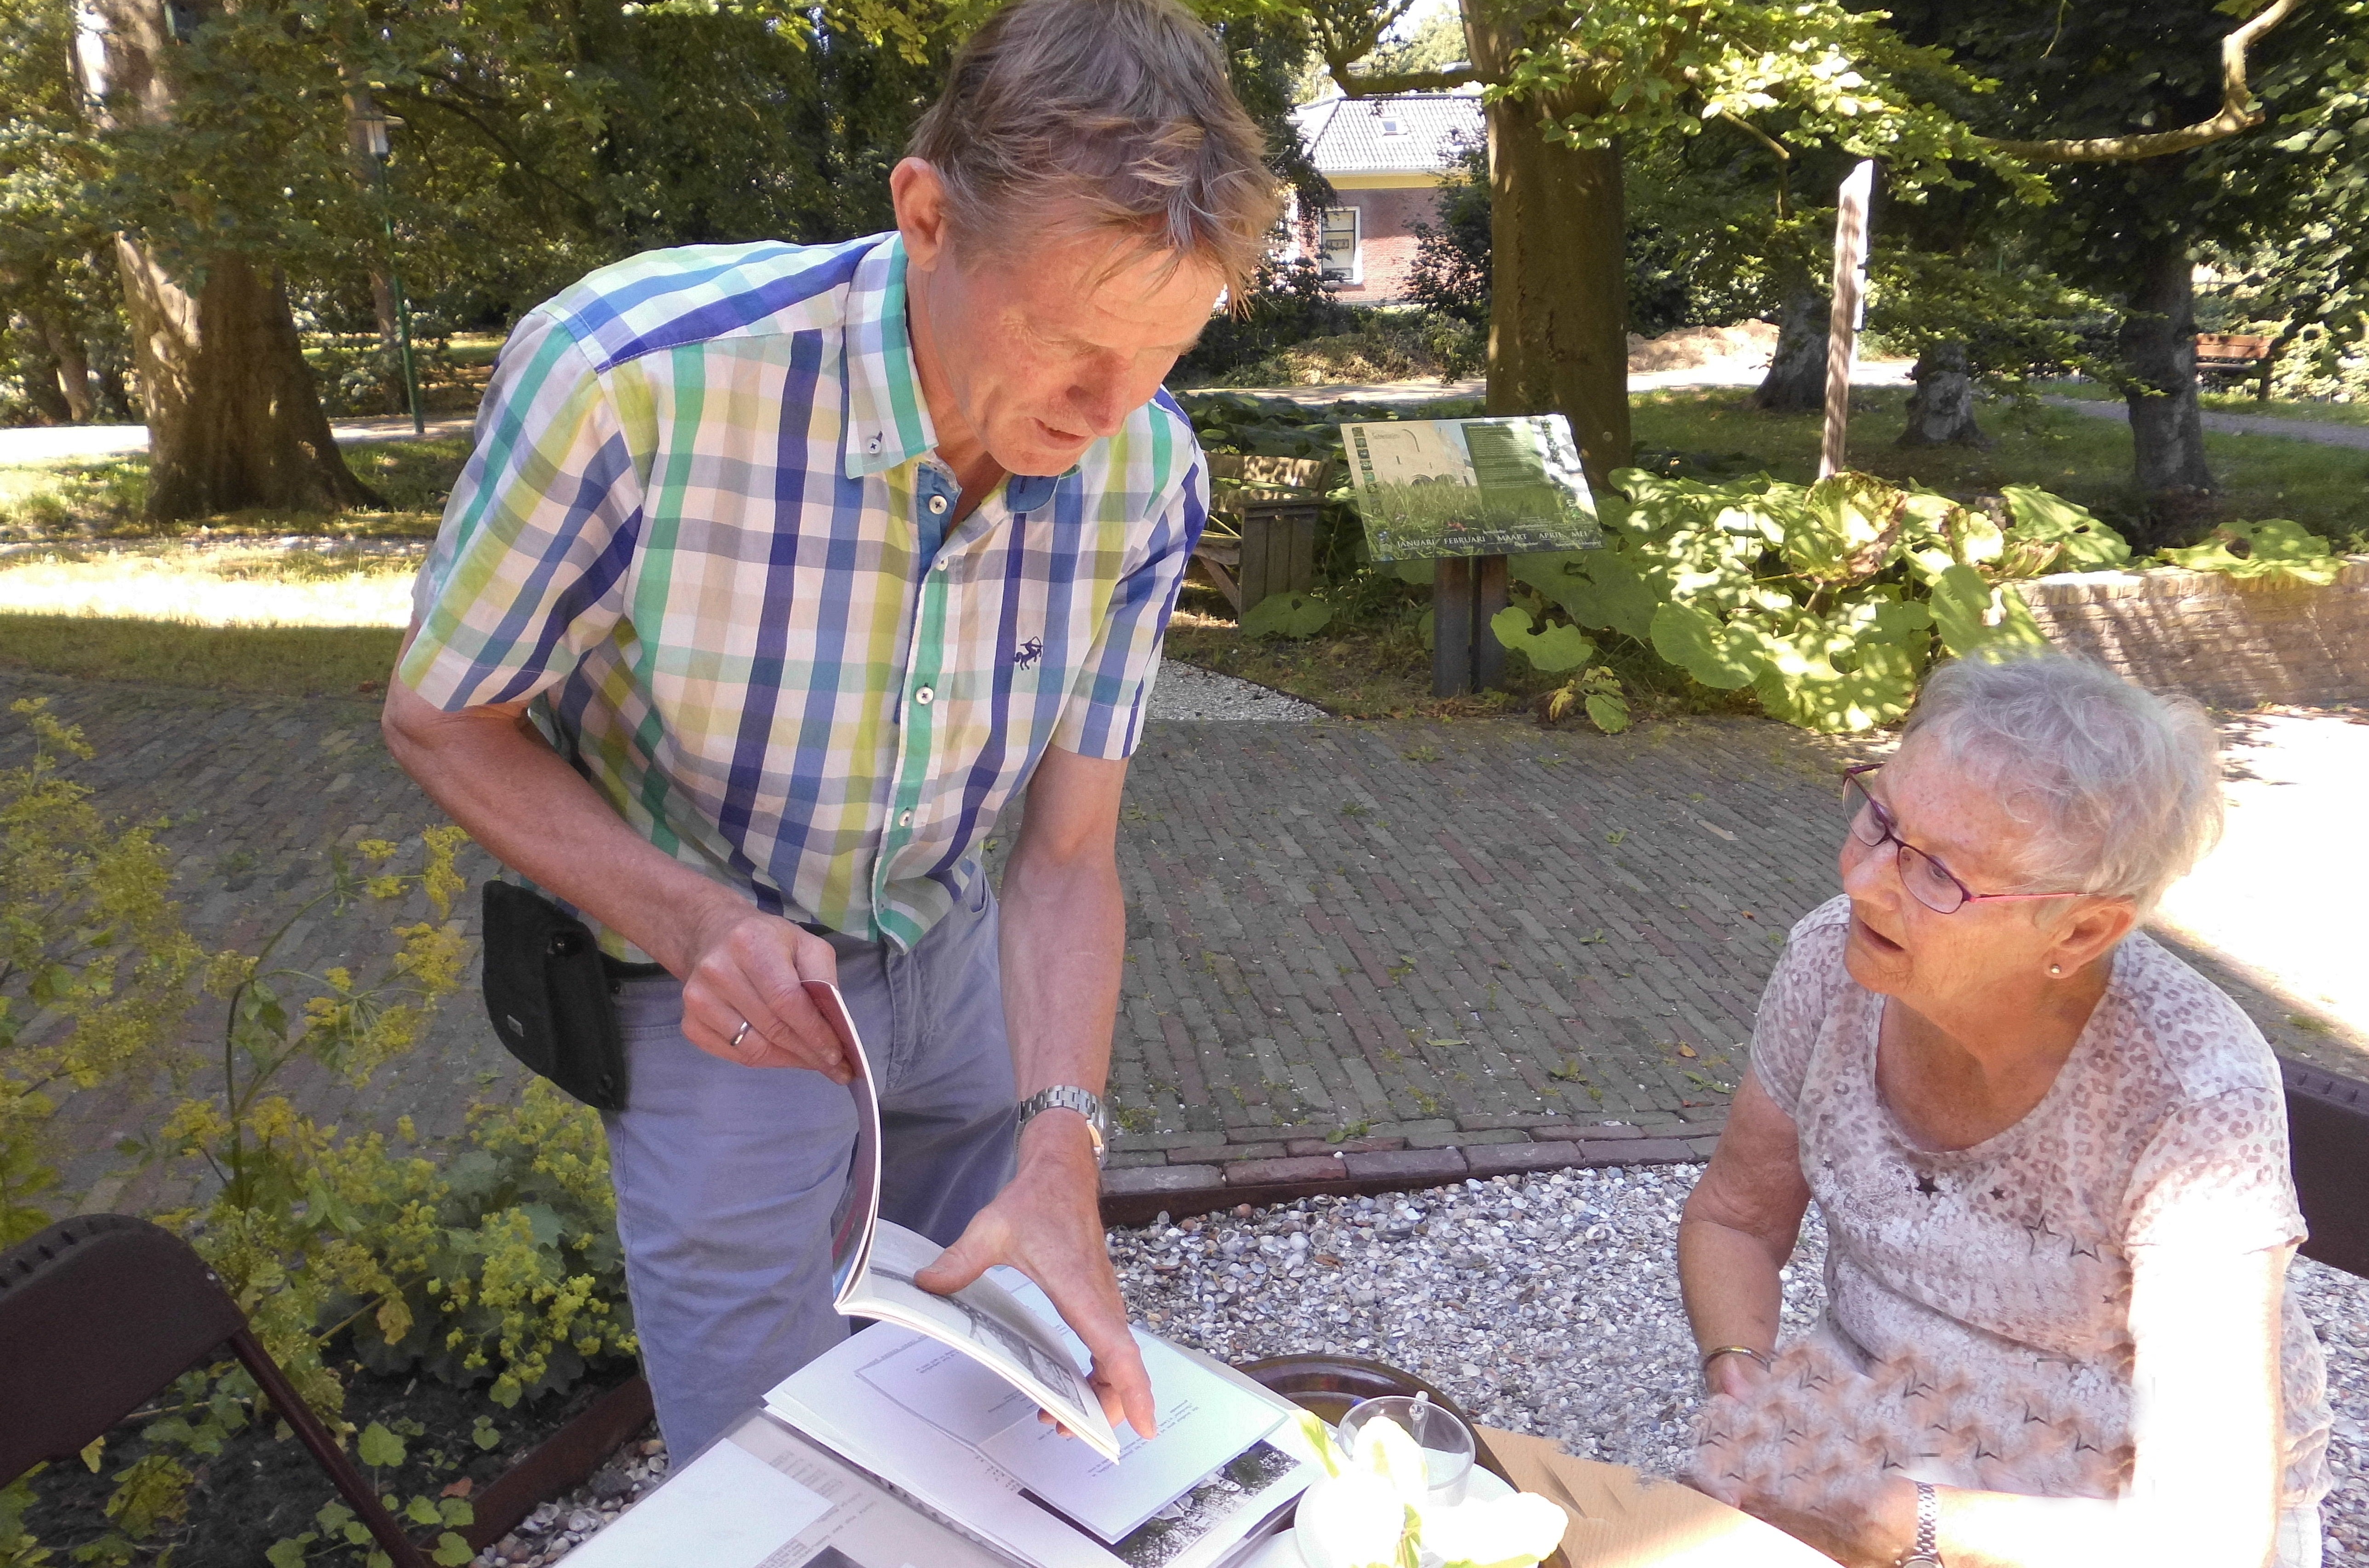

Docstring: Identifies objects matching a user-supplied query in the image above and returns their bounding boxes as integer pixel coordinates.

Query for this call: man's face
[899,174,1225,478]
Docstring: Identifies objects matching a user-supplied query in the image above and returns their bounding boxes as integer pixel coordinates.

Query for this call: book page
[836,1220,1120,1460]
[769,1316,1317,1568]
[814,980,881,1298]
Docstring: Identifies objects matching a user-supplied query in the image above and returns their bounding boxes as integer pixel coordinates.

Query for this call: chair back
[0,1214,248,1484]
[2284,1058,2369,1280]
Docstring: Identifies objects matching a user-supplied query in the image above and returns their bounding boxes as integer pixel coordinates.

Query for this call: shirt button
[915,686,935,706]
[867,435,882,453]
[934,557,950,572]
[898,809,914,828]
[927,494,949,515]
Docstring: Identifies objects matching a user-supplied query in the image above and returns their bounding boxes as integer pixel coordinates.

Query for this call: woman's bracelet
[1700,1344,1773,1378]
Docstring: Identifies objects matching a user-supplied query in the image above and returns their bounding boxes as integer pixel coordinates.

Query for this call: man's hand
[675,906,851,1080]
[915,1110,1158,1440]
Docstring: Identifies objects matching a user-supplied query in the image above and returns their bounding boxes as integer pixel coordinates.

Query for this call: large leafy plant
[1501,470,2132,733]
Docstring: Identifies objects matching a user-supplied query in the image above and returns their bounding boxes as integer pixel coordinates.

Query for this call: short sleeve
[1747,898,1851,1119]
[1051,448,1206,760]
[399,310,646,711]
[2123,1085,2306,1253]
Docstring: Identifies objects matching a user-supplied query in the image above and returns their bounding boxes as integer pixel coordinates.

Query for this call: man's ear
[892,158,953,272]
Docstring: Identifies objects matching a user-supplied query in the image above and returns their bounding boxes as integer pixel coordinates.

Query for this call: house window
[1319,206,1361,284]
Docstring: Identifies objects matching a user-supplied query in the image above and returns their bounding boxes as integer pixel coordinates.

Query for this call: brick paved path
[8,670,2359,1219]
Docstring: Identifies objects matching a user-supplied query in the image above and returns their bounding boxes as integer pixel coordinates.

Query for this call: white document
[558,1411,1017,1568]
[767,1312,1316,1568]
[809,981,1122,1461]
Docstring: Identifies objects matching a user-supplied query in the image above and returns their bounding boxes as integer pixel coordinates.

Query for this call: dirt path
[2045,395,2369,451]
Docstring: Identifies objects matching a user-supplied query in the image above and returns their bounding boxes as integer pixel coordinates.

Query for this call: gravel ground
[509,1172,2369,1565]
[1146,658,1324,722]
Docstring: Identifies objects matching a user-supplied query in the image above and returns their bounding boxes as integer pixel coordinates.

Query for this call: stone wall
[2020,557,2369,708]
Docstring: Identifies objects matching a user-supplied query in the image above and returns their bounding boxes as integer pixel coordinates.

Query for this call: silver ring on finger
[731,1019,753,1052]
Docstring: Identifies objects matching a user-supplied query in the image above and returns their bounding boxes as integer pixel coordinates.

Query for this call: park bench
[1193,452,1331,614]
[2195,332,2275,380]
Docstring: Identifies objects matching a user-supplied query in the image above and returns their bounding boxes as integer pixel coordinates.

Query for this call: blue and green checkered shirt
[404,232,1207,952]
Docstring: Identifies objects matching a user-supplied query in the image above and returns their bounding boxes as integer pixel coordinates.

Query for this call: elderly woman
[1679,655,2329,1568]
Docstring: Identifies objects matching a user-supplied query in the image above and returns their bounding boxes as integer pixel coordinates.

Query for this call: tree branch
[1326,63,1489,96]
[1985,0,2307,163]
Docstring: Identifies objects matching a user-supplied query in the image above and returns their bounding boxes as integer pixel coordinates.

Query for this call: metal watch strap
[1898,1481,1942,1568]
[1017,1085,1107,1167]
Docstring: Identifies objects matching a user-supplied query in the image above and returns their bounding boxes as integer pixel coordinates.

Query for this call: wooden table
[1478,1426,1832,1568]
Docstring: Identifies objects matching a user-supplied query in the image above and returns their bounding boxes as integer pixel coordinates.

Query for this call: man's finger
[1085,1334,1158,1439]
[914,1219,1000,1297]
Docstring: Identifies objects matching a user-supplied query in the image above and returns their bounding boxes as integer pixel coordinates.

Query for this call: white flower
[1416,1492,1570,1568]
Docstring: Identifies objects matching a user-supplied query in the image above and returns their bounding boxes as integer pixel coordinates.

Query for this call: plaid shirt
[403,233,1206,951]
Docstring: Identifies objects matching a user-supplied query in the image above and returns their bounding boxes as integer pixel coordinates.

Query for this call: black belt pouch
[480,880,630,1112]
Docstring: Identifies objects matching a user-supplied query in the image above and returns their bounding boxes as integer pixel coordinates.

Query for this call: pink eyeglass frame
[1841,763,2093,914]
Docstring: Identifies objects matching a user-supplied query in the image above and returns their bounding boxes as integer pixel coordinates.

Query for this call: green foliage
[1242,590,1335,639]
[2158,519,2346,586]
[0,699,200,1243]
[1488,606,1594,673]
[1539,666,1631,733]
[0,706,632,1564]
[1512,468,2128,732]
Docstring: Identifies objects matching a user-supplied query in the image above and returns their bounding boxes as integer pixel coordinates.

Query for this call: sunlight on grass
[0,542,422,626]
[0,615,403,697]
[1631,387,2369,545]
[0,437,467,541]
[2039,379,2369,428]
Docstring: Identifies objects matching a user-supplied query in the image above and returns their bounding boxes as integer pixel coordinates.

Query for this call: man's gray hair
[1900,654,2223,917]
[906,0,1282,293]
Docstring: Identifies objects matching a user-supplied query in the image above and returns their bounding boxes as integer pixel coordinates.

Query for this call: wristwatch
[1017,1085,1108,1168]
[1898,1481,1943,1568]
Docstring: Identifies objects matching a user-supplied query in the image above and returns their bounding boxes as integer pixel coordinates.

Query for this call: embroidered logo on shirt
[1013,638,1043,670]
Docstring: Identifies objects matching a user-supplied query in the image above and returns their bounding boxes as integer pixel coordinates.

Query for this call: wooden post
[1433,557,1474,697]
[1818,160,1877,482]
[1473,555,1509,690]
[1432,555,1509,696]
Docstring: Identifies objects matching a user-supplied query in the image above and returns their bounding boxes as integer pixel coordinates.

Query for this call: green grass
[0,614,401,697]
[0,437,467,541]
[2036,378,2369,429]
[1631,386,2369,547]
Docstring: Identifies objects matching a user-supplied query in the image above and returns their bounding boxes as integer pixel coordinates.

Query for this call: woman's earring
[2049,964,2064,977]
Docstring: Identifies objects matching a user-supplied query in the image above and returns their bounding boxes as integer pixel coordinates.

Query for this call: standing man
[383,0,1279,1458]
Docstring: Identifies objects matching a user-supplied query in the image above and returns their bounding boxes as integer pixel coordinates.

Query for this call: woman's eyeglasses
[1841,764,2089,915]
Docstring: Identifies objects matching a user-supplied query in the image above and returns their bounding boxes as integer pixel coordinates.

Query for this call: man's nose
[1068,369,1136,438]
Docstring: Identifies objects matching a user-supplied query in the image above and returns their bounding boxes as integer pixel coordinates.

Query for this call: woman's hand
[1736,1474,1917,1568]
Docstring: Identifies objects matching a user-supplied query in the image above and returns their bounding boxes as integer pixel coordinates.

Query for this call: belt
[599,955,671,982]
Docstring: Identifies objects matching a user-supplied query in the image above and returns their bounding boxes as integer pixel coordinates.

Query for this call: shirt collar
[839,231,1078,513]
[843,233,937,480]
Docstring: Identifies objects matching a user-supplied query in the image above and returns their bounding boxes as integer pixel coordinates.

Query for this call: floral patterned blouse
[1721,895,2329,1512]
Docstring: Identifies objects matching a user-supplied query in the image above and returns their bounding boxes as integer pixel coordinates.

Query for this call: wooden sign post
[1432,555,1509,697]
[1818,160,1877,481]
[1339,415,1600,699]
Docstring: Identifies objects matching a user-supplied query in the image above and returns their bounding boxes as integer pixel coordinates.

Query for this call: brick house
[1285,92,1485,305]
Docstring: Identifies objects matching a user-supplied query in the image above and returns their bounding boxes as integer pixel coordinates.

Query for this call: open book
[810,980,1122,1460]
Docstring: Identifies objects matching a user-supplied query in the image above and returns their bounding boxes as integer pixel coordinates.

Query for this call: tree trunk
[14,325,73,423]
[73,0,376,524]
[1464,1,1631,485]
[369,272,406,413]
[1896,341,1989,448]
[1751,284,1829,412]
[37,314,96,422]
[115,244,378,521]
[2118,244,2214,548]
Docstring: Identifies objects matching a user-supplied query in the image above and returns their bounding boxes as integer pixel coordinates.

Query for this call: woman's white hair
[1899,654,2223,917]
